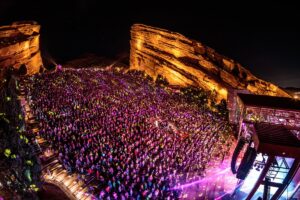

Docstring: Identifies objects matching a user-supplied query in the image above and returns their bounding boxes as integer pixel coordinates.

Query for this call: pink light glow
[172,141,239,199]
[214,181,244,200]
[57,64,62,71]
[172,167,231,190]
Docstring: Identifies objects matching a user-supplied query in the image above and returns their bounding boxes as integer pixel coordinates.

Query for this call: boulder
[130,24,290,100]
[0,21,43,81]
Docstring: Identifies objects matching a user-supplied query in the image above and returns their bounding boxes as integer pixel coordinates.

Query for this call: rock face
[130,24,290,100]
[0,21,43,79]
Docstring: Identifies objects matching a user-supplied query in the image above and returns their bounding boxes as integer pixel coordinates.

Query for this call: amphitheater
[0,21,299,200]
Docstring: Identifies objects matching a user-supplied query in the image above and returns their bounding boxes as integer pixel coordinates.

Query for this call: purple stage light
[172,167,231,190]
[57,64,62,71]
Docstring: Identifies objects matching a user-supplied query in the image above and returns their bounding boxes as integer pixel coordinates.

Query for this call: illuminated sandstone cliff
[130,24,290,100]
[0,21,43,79]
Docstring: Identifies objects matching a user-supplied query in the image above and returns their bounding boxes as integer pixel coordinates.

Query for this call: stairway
[18,80,93,200]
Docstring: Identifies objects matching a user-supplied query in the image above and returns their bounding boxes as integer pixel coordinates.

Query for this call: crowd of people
[23,68,233,199]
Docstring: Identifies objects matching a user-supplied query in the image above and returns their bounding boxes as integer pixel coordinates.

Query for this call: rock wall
[130,24,290,100]
[0,21,43,79]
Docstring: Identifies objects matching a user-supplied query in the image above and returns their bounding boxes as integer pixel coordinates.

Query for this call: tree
[18,64,27,76]
[155,74,169,86]
[216,99,229,118]
[0,76,41,199]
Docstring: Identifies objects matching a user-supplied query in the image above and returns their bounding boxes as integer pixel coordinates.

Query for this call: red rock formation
[0,21,43,79]
[130,24,290,100]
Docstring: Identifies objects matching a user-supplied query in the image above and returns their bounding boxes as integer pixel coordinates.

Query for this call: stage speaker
[236,146,257,180]
[231,138,246,174]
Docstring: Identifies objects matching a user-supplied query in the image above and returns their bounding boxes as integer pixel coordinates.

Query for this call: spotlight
[56,64,62,71]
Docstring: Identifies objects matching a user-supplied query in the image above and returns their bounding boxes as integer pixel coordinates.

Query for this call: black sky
[1,0,300,87]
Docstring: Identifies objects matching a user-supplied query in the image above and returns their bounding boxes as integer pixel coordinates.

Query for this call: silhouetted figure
[18,64,27,76]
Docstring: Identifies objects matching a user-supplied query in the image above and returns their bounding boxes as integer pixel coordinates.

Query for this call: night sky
[1,1,300,88]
